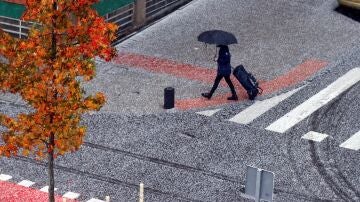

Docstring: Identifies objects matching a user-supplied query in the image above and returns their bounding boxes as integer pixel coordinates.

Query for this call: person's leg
[202,75,223,99]
[210,74,223,95]
[224,76,238,100]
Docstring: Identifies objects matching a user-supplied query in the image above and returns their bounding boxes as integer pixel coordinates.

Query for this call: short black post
[164,87,175,109]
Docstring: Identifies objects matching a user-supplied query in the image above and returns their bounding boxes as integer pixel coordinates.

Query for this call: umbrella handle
[213,47,218,62]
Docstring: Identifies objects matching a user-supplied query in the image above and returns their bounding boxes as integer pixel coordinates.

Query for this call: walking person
[202,45,238,100]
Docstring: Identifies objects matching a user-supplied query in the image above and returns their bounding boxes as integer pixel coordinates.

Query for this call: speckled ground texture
[96,0,359,114]
[1,0,360,201]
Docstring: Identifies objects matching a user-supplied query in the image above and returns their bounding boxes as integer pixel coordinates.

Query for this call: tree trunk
[48,2,57,201]
[48,132,55,202]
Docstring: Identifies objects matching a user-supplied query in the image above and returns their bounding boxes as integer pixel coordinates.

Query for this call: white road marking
[0,174,12,181]
[18,180,35,187]
[40,186,58,192]
[340,130,360,151]
[301,131,329,142]
[63,191,81,199]
[266,68,360,133]
[196,108,221,116]
[229,87,303,124]
[87,199,105,202]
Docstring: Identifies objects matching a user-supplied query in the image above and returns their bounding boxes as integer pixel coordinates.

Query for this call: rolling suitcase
[233,65,263,100]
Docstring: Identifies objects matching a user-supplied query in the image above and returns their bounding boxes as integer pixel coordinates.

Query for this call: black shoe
[227,95,238,101]
[201,93,212,100]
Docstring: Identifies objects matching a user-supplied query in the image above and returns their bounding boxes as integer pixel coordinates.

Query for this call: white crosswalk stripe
[196,108,222,116]
[229,87,303,124]
[301,131,329,142]
[87,198,106,202]
[339,130,360,151]
[18,180,35,187]
[266,68,360,133]
[40,186,58,193]
[195,68,360,151]
[63,191,81,199]
[0,174,12,181]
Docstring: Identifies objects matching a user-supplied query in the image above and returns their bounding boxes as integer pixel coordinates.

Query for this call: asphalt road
[1,48,359,201]
[0,0,360,201]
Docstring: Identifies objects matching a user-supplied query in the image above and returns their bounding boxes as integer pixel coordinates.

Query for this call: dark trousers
[210,74,237,96]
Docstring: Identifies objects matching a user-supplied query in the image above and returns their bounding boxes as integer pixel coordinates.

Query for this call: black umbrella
[197,30,237,45]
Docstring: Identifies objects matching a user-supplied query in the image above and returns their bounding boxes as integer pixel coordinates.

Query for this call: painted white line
[18,180,35,187]
[40,186,58,193]
[340,130,360,151]
[266,68,360,133]
[196,108,221,116]
[301,131,329,142]
[63,191,80,199]
[229,87,303,124]
[87,198,105,202]
[0,174,12,181]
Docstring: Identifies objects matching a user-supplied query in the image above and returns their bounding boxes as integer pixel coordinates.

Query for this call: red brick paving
[176,59,328,109]
[0,181,76,202]
[113,53,328,110]
[114,52,218,84]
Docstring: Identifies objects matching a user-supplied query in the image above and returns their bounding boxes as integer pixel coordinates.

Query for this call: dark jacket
[217,45,231,76]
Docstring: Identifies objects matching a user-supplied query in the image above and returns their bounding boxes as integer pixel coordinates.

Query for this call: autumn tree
[0,0,117,201]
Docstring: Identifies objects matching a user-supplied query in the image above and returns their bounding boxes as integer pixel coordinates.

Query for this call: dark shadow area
[335,6,360,22]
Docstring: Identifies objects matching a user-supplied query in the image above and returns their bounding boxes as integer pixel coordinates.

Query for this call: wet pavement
[1,0,360,201]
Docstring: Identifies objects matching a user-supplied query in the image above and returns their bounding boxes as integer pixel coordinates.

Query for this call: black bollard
[164,87,175,109]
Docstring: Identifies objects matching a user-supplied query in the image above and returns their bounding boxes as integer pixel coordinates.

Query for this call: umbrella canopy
[197,30,238,45]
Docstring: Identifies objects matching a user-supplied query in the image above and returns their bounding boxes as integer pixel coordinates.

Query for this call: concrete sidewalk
[92,0,360,115]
